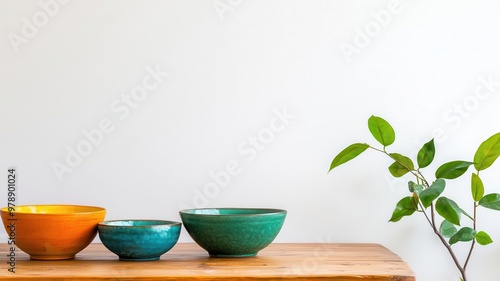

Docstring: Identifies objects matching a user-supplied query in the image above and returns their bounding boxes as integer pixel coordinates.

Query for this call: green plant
[329,115,500,281]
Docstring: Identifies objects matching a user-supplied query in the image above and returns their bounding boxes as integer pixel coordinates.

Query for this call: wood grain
[0,243,415,280]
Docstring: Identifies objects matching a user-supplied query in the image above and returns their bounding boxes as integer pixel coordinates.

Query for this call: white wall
[2,0,500,280]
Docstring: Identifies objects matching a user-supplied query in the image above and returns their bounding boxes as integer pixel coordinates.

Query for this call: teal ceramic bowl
[179,208,286,257]
[98,220,181,261]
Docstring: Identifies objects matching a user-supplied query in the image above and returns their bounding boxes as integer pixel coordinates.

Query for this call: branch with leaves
[329,115,500,281]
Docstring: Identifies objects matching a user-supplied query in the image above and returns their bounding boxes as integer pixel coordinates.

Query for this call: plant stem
[369,146,429,185]
[429,203,467,281]
[372,146,469,281]
[463,202,477,271]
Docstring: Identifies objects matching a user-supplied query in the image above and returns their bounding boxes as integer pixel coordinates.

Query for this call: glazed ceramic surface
[98,220,181,261]
[0,205,106,260]
[179,208,287,257]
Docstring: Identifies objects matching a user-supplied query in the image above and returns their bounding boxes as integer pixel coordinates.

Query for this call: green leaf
[368,116,395,147]
[417,139,435,169]
[449,227,476,245]
[408,181,423,194]
[478,193,500,210]
[474,132,500,171]
[408,181,416,192]
[389,196,418,222]
[414,185,424,195]
[439,220,458,238]
[435,161,474,180]
[436,197,462,226]
[471,173,484,202]
[388,162,408,177]
[476,231,493,246]
[329,143,369,172]
[388,153,414,177]
[419,179,445,208]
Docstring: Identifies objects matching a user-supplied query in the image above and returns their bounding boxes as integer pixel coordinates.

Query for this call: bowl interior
[1,205,105,215]
[99,220,181,227]
[180,208,286,216]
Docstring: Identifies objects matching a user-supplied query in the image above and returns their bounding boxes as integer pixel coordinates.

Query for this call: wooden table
[0,243,415,280]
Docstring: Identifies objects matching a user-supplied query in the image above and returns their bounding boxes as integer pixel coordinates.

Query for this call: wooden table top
[0,243,415,280]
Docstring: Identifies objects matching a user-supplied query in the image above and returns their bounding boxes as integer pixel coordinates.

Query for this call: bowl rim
[98,219,182,227]
[0,204,106,215]
[179,208,287,216]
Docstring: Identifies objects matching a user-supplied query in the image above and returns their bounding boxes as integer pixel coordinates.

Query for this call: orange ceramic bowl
[1,205,106,260]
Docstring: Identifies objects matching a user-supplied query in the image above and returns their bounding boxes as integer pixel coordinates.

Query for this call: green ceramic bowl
[179,208,286,257]
[98,220,181,261]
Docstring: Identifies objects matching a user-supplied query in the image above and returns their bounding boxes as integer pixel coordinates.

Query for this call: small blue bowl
[98,220,181,261]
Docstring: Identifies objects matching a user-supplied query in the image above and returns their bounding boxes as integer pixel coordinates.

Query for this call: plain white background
[2,0,500,280]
